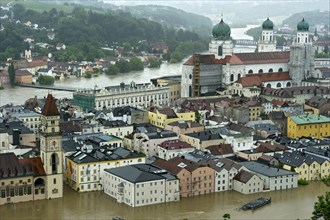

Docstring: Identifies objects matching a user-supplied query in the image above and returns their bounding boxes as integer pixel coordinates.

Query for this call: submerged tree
[312,175,330,220]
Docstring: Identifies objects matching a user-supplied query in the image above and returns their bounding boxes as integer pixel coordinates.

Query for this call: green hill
[282,10,329,29]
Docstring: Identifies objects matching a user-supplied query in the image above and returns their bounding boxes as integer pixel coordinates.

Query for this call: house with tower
[0,94,63,205]
[39,94,63,199]
[181,17,317,98]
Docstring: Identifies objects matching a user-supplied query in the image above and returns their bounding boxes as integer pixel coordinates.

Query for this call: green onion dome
[297,18,309,31]
[262,18,274,30]
[212,19,231,40]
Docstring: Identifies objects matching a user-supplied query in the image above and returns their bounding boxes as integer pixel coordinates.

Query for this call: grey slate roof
[67,147,143,164]
[105,164,177,183]
[276,151,328,168]
[240,161,297,177]
[185,130,223,141]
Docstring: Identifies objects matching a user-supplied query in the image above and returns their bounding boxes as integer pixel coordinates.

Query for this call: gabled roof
[233,170,255,183]
[0,153,45,179]
[41,94,60,116]
[16,69,33,76]
[256,141,289,153]
[184,54,225,65]
[305,96,330,109]
[206,144,234,156]
[236,72,291,87]
[230,51,290,65]
[240,161,297,177]
[159,140,193,150]
[276,151,327,167]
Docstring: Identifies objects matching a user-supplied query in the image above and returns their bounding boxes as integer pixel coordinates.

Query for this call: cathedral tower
[39,94,63,199]
[209,18,233,59]
[289,18,315,86]
[258,18,277,52]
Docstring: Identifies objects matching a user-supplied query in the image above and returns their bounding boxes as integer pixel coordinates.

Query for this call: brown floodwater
[0,182,329,220]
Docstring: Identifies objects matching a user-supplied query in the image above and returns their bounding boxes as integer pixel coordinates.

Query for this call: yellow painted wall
[287,117,330,139]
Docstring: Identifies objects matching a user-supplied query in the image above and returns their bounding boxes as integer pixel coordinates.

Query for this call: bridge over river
[18,84,78,92]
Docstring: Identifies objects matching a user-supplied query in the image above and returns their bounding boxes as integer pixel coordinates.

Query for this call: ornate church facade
[181,17,316,97]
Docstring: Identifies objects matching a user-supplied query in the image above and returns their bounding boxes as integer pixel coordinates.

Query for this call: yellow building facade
[283,160,330,181]
[65,149,145,192]
[148,108,195,128]
[287,114,330,139]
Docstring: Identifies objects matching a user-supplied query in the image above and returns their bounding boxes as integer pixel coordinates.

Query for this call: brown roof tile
[233,170,255,183]
[184,54,225,65]
[230,51,290,65]
[206,144,234,155]
[41,94,60,116]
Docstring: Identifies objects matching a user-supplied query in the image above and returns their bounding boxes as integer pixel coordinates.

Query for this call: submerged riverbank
[0,181,328,219]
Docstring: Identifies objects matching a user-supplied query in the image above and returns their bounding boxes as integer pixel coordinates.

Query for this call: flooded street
[1,182,328,219]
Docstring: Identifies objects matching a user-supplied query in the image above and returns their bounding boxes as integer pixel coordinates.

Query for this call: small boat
[240,197,271,211]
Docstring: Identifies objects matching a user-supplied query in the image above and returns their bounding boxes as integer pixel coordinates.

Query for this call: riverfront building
[0,94,64,205]
[276,151,330,181]
[103,164,180,207]
[240,161,298,191]
[287,114,330,139]
[73,82,170,111]
[65,147,145,192]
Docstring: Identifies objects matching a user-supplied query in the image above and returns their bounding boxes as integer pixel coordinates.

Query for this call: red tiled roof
[230,51,290,65]
[159,140,193,150]
[256,141,289,153]
[236,72,291,87]
[16,69,33,76]
[271,99,286,106]
[27,60,47,68]
[41,94,60,116]
[184,54,225,65]
[0,153,45,179]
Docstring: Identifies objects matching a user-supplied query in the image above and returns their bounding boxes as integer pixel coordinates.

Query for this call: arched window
[238,74,241,79]
[248,69,253,74]
[263,36,265,41]
[189,74,192,80]
[278,68,283,72]
[189,85,192,97]
[34,178,45,188]
[258,69,263,73]
[218,46,223,56]
[266,83,271,88]
[286,82,291,87]
[230,74,234,82]
[51,153,58,174]
[305,38,307,43]
[276,83,281,88]
[298,37,300,43]
[270,36,272,41]
[268,68,273,73]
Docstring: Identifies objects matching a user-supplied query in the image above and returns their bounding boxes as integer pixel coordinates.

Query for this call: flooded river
[0,182,328,219]
[0,25,258,106]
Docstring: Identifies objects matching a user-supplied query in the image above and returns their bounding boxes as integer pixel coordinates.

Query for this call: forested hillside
[0,4,209,62]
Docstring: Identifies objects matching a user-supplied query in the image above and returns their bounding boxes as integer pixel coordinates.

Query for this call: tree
[129,57,144,71]
[195,111,202,123]
[38,75,55,85]
[149,59,161,68]
[8,63,15,87]
[116,60,131,73]
[312,192,330,220]
[106,64,119,75]
[312,175,330,220]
